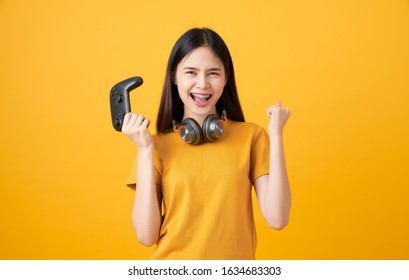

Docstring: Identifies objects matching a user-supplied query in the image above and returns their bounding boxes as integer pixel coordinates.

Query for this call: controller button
[115,94,122,103]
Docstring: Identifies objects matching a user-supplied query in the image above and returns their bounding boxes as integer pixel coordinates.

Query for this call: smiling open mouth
[190,93,212,105]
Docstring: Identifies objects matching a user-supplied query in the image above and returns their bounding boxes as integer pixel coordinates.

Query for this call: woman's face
[174,46,226,122]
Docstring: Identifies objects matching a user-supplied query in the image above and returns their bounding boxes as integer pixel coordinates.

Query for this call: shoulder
[151,131,184,153]
[152,131,178,145]
[227,120,267,136]
[223,120,269,148]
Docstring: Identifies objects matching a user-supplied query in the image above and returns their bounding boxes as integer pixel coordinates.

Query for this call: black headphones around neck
[173,111,226,145]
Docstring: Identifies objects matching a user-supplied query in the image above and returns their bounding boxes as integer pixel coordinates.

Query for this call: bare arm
[122,113,162,246]
[254,102,291,230]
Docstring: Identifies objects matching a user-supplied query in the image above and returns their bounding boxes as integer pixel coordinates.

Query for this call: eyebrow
[183,67,222,71]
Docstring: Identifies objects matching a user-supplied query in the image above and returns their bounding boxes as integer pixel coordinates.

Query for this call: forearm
[265,134,291,229]
[132,148,162,246]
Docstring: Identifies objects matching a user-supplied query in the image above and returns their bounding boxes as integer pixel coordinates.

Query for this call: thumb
[276,101,282,107]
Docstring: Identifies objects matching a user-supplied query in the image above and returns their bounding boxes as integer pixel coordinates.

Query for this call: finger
[276,101,282,107]
[123,112,133,125]
[135,115,146,127]
[127,113,139,127]
[122,113,135,131]
[266,105,278,117]
[266,107,272,117]
[142,118,151,128]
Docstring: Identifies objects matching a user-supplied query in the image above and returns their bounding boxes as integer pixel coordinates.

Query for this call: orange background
[1,0,408,259]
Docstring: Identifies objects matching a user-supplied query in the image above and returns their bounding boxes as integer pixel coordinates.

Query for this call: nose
[196,73,209,89]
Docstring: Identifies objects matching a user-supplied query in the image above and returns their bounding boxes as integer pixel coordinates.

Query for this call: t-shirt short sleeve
[250,126,270,184]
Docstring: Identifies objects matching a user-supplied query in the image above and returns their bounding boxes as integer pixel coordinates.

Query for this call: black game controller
[110,76,143,131]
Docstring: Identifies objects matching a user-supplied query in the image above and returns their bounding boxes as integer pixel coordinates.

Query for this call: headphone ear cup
[202,114,224,142]
[179,118,203,145]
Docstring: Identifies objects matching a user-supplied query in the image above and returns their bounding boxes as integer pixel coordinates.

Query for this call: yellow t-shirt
[126,120,270,259]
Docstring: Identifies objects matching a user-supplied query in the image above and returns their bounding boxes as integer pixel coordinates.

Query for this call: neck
[183,109,219,126]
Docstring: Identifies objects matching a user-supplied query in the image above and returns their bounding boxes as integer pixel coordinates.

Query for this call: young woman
[122,28,291,260]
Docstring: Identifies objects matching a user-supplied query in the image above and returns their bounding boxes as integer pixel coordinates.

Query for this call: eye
[209,71,220,76]
[185,71,196,76]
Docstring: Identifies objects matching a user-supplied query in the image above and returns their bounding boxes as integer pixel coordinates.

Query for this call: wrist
[137,145,153,156]
[269,130,283,139]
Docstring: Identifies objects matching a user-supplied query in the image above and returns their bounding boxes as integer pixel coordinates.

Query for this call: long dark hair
[156,28,245,133]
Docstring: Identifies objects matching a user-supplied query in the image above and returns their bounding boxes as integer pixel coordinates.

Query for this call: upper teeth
[191,93,211,99]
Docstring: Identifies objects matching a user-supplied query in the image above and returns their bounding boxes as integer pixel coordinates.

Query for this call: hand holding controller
[110,76,143,131]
